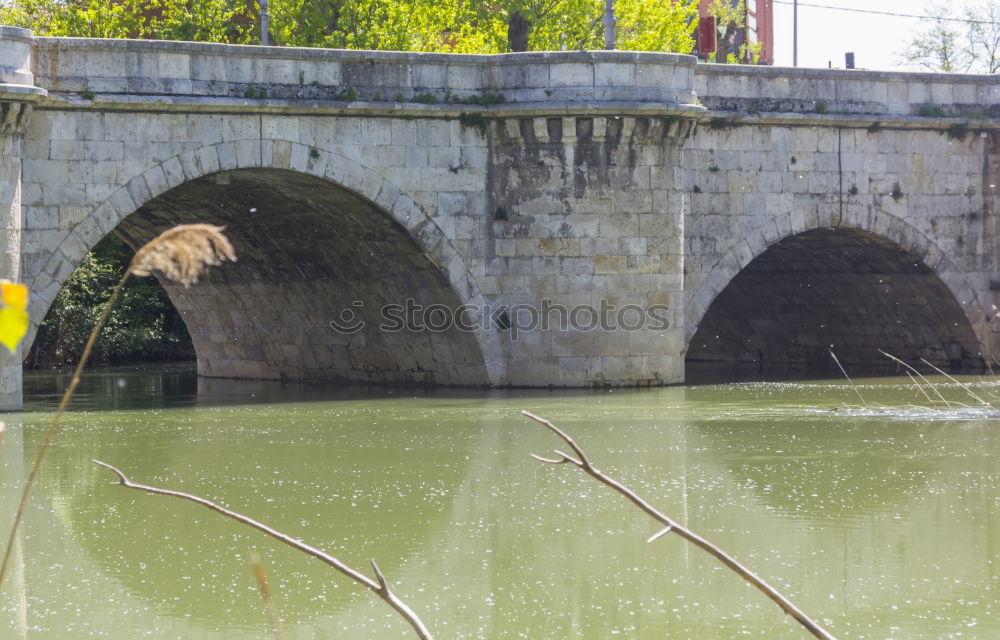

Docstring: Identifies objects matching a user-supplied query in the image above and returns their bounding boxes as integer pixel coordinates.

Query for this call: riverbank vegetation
[27,234,194,369]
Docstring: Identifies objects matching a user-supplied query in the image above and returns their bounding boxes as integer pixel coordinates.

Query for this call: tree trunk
[718,24,739,63]
[508,11,530,52]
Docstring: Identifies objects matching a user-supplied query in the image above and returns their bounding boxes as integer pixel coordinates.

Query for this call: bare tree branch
[522,410,838,640]
[92,460,434,640]
[962,2,1000,73]
[899,1,1000,73]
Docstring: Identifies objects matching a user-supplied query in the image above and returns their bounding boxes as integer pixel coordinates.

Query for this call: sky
[768,0,981,71]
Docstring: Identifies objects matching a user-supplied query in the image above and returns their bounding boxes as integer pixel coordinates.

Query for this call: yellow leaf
[0,307,28,353]
[0,282,27,310]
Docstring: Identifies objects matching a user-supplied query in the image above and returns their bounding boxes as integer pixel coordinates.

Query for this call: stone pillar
[0,27,46,411]
[486,113,699,386]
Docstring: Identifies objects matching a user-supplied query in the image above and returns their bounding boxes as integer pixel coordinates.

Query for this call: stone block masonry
[0,26,997,407]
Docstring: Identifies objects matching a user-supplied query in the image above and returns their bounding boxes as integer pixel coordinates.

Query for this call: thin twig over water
[904,370,939,406]
[918,357,991,408]
[523,410,838,640]
[829,350,867,407]
[92,460,433,640]
[879,350,959,408]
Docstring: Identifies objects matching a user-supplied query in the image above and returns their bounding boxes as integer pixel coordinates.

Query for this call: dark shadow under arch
[114,168,488,386]
[686,228,983,382]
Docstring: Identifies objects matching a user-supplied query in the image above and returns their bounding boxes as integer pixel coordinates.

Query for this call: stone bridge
[1,25,999,408]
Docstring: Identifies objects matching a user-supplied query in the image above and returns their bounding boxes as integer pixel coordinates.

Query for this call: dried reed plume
[1,224,236,588]
[130,223,236,286]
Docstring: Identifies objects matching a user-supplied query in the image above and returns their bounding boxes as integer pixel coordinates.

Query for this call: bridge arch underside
[113,168,487,386]
[686,228,984,382]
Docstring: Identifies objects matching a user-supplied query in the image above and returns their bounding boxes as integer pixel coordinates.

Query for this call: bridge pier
[0,126,23,411]
[0,27,44,411]
[487,113,699,385]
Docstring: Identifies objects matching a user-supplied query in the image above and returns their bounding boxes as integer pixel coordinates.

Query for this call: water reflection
[0,415,27,639]
[24,365,531,410]
[3,368,1000,638]
[685,360,907,385]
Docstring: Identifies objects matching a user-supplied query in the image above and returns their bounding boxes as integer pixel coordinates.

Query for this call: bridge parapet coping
[695,63,1000,119]
[0,26,36,85]
[19,32,999,128]
[29,37,699,108]
[0,26,46,117]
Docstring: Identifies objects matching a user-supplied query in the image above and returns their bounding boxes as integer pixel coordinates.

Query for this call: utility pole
[603,0,616,50]
[792,0,797,66]
[261,0,269,46]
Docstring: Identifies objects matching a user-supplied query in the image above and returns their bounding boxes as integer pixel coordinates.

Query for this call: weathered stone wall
[32,37,697,105]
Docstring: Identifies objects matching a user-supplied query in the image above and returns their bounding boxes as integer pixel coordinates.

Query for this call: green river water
[2,365,999,639]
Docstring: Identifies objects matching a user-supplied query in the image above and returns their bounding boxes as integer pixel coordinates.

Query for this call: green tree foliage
[902,2,1000,73]
[0,0,258,42]
[0,0,699,54]
[27,234,194,368]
